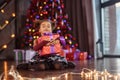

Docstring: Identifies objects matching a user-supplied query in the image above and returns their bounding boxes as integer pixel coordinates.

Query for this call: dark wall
[0,0,15,60]
[0,0,31,60]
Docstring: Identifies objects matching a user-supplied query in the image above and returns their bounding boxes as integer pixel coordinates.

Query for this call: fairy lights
[5,20,9,24]
[11,34,15,38]
[1,9,4,13]
[12,13,16,17]
[0,13,16,30]
[2,44,7,49]
[1,67,120,80]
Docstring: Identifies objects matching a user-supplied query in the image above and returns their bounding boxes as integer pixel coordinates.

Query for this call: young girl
[17,19,75,70]
[33,19,65,56]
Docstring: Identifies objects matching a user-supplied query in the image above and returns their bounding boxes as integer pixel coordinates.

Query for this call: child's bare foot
[54,62,64,70]
[38,63,46,70]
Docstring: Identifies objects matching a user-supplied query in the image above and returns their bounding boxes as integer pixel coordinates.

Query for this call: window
[101,1,120,55]
[101,0,110,3]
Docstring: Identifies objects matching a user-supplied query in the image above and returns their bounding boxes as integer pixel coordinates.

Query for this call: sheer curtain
[64,0,94,55]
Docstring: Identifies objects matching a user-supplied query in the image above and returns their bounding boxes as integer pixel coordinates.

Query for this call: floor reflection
[0,58,120,80]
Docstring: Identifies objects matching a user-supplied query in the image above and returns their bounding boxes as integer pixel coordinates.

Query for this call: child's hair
[34,19,55,30]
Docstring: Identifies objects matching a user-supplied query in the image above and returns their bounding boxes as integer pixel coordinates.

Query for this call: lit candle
[4,61,8,80]
[65,73,68,80]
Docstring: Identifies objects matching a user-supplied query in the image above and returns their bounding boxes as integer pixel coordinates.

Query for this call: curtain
[64,0,94,55]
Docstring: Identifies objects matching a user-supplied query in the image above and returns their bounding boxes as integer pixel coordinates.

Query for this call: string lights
[0,9,4,13]
[0,12,16,30]
[0,0,16,51]
[2,44,7,49]
[0,66,120,80]
[0,0,16,30]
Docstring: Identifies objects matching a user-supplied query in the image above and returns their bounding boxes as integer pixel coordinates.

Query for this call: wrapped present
[74,49,80,60]
[79,52,88,60]
[37,33,63,56]
[13,49,25,61]
[25,49,36,61]
[66,53,74,61]
[65,46,77,61]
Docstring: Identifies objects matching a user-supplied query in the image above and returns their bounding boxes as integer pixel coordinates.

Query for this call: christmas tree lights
[22,0,78,48]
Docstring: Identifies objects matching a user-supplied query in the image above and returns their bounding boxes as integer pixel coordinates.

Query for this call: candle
[4,61,8,80]
[65,73,68,80]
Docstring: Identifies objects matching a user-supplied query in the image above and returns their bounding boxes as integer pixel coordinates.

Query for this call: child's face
[39,21,52,35]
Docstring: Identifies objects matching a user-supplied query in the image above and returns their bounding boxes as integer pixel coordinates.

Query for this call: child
[33,19,65,56]
[17,19,75,70]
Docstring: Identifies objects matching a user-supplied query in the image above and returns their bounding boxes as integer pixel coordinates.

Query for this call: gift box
[65,47,77,61]
[74,49,80,60]
[38,33,62,55]
[25,49,36,61]
[66,53,74,61]
[13,49,25,61]
[79,52,88,60]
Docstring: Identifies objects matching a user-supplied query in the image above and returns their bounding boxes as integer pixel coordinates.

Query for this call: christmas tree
[22,0,78,49]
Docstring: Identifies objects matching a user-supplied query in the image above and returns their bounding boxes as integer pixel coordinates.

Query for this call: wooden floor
[1,58,120,80]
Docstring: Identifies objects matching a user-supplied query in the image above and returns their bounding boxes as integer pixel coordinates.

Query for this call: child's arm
[46,36,66,47]
[46,37,60,46]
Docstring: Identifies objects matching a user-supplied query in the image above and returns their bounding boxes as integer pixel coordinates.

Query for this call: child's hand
[43,38,50,42]
[46,40,59,46]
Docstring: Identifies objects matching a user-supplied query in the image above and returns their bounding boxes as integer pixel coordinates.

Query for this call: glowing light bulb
[29,44,32,46]
[54,19,56,21]
[69,41,72,44]
[3,45,7,49]
[5,20,9,24]
[32,29,35,32]
[65,36,68,39]
[11,34,15,38]
[12,13,15,17]
[40,13,43,16]
[1,9,4,13]
[40,6,42,9]
[33,36,36,39]
[57,27,60,29]
[44,2,46,4]
[29,29,31,32]
[37,36,39,38]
